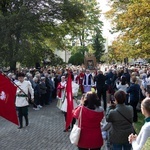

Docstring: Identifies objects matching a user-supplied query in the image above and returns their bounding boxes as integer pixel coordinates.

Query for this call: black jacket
[94,74,106,89]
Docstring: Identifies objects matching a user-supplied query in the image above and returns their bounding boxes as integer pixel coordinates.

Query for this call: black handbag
[116,110,136,134]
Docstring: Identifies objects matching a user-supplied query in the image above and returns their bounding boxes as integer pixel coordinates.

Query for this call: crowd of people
[4,63,150,149]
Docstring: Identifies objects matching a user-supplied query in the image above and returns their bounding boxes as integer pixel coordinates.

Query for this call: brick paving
[0,99,77,150]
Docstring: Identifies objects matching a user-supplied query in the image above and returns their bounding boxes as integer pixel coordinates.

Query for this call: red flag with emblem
[0,73,19,125]
[65,72,73,130]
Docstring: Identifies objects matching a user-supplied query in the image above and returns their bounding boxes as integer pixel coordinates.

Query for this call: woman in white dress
[56,76,66,109]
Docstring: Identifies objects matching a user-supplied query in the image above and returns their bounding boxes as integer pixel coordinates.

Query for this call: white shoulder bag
[69,107,82,145]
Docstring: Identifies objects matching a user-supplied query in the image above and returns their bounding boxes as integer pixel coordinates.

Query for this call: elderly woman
[128,98,150,150]
[106,90,134,150]
[72,91,104,150]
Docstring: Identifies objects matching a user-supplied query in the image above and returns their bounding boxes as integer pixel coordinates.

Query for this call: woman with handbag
[106,90,134,150]
[72,91,104,150]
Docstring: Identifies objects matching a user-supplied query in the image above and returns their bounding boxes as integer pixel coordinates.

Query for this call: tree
[0,0,85,70]
[64,0,104,47]
[92,28,105,62]
[68,46,87,65]
[68,52,84,65]
[106,0,150,59]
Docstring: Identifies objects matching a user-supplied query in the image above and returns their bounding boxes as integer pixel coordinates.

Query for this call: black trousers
[40,94,46,106]
[34,94,40,107]
[17,106,29,127]
[97,88,107,111]
[130,101,138,122]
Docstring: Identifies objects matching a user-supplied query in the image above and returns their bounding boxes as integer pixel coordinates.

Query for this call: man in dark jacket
[94,70,107,111]
[123,68,131,85]
[45,74,51,105]
[127,76,141,122]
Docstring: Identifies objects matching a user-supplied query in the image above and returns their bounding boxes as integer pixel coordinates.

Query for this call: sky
[97,0,117,45]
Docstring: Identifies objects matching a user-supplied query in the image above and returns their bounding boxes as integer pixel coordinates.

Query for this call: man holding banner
[15,72,34,129]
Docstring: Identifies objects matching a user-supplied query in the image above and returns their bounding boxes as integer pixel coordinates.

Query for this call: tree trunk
[7,35,16,72]
[10,61,16,72]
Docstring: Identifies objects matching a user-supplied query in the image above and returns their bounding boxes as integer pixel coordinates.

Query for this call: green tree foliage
[0,0,85,70]
[92,28,105,62]
[68,46,88,65]
[71,46,88,55]
[66,0,104,47]
[65,0,105,63]
[68,52,84,65]
[106,0,150,60]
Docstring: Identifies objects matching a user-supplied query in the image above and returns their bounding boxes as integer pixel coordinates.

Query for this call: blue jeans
[112,143,132,150]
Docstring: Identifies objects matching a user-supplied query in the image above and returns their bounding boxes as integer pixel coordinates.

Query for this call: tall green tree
[65,0,104,48]
[0,0,85,70]
[92,28,105,62]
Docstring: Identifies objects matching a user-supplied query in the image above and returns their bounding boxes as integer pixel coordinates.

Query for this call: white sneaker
[33,107,40,110]
[37,105,42,108]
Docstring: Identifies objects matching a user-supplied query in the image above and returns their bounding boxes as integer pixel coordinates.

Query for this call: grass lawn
[134,111,145,134]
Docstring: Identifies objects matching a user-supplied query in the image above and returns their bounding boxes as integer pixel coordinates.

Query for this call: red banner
[0,73,19,125]
[65,73,73,130]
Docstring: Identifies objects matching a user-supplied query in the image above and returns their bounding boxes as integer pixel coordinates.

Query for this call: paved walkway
[0,99,77,150]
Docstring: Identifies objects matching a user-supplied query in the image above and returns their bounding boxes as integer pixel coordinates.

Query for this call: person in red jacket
[76,69,85,93]
[57,76,66,99]
[56,76,66,110]
[72,91,104,150]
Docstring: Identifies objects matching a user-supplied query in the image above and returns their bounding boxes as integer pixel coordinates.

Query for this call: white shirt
[132,122,150,150]
[116,82,128,94]
[15,80,34,107]
[72,81,79,96]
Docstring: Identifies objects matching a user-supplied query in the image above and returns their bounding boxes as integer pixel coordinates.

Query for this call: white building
[54,50,71,63]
